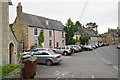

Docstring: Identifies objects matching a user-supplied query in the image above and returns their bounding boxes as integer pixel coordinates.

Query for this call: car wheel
[53,50,56,53]
[46,60,53,66]
[87,48,89,51]
[63,52,68,56]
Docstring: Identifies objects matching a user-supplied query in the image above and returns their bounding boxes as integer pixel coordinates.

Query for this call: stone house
[106,27,120,45]
[99,34,107,42]
[83,27,99,44]
[73,26,99,45]
[11,3,65,50]
[0,0,18,66]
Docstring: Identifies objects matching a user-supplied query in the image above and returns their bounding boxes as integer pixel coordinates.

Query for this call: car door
[41,52,50,63]
[55,47,61,54]
[60,46,65,54]
[32,52,43,63]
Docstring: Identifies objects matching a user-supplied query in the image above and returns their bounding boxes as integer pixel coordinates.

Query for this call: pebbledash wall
[28,27,65,48]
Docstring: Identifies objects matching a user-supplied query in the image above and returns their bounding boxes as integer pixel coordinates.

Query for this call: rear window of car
[66,47,69,49]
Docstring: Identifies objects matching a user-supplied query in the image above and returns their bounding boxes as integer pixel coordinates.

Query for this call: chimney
[82,25,85,30]
[96,27,98,33]
[17,2,22,17]
[108,28,111,33]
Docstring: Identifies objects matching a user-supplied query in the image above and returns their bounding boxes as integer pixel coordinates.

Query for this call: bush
[0,64,20,78]
[31,45,37,49]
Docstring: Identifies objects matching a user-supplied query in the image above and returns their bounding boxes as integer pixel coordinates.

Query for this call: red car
[106,43,109,46]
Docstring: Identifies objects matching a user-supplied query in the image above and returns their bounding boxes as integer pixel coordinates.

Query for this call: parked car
[79,44,84,50]
[23,48,53,55]
[83,45,93,51]
[53,46,72,56]
[94,43,99,48]
[106,43,109,46]
[68,45,81,52]
[103,42,107,46]
[117,43,120,49]
[98,43,103,47]
[91,44,96,49]
[22,51,63,66]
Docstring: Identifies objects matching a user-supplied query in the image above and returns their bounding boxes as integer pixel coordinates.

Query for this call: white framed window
[49,40,52,47]
[62,31,65,38]
[46,21,49,25]
[49,30,52,37]
[34,40,38,46]
[34,27,38,36]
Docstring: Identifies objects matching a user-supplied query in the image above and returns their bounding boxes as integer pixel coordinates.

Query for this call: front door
[56,42,59,47]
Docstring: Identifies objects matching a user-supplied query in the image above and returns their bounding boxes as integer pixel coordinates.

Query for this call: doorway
[9,43,14,64]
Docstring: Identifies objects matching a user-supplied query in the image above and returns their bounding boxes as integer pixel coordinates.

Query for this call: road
[35,45,118,78]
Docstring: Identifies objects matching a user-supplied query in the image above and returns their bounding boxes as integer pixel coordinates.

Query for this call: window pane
[34,27,38,35]
[49,40,52,46]
[49,31,52,37]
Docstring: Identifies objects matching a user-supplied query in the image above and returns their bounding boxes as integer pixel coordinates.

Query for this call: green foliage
[104,32,108,34]
[86,22,98,29]
[38,29,44,47]
[80,31,89,45]
[64,18,76,45]
[72,39,76,45]
[0,64,20,78]
[75,21,82,31]
[31,45,37,49]
[17,53,21,63]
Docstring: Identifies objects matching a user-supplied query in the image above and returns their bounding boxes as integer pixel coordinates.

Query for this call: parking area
[35,45,118,78]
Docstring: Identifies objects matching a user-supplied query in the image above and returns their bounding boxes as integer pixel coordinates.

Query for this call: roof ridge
[22,12,61,22]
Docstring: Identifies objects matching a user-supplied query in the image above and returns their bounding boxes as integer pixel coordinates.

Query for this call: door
[56,42,59,47]
[9,43,14,64]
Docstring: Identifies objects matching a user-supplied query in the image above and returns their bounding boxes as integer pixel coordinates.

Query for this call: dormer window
[46,21,49,26]
[34,27,38,35]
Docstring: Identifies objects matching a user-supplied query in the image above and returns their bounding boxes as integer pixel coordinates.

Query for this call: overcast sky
[9,0,119,34]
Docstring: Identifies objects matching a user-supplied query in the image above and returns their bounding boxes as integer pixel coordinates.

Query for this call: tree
[38,29,44,47]
[80,31,89,45]
[64,18,76,45]
[86,22,98,29]
[75,21,82,31]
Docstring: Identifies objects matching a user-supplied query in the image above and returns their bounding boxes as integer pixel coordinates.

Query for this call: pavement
[35,45,118,78]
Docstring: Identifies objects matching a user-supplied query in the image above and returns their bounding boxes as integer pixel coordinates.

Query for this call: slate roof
[22,12,64,31]
[86,30,98,37]
[75,31,81,35]
[78,28,84,35]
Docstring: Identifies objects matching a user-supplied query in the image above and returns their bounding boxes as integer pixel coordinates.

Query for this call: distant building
[11,3,65,50]
[105,27,120,45]
[0,1,18,66]
[83,27,99,44]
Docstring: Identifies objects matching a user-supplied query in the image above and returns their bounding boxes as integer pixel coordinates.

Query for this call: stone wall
[0,1,18,66]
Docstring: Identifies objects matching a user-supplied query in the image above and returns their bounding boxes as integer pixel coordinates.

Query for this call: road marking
[94,52,120,70]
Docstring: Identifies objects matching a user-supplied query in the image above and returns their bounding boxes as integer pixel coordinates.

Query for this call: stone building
[11,3,65,50]
[0,0,18,66]
[105,27,120,45]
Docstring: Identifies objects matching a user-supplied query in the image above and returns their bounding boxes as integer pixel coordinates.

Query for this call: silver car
[53,46,72,56]
[68,45,80,52]
[22,51,63,66]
